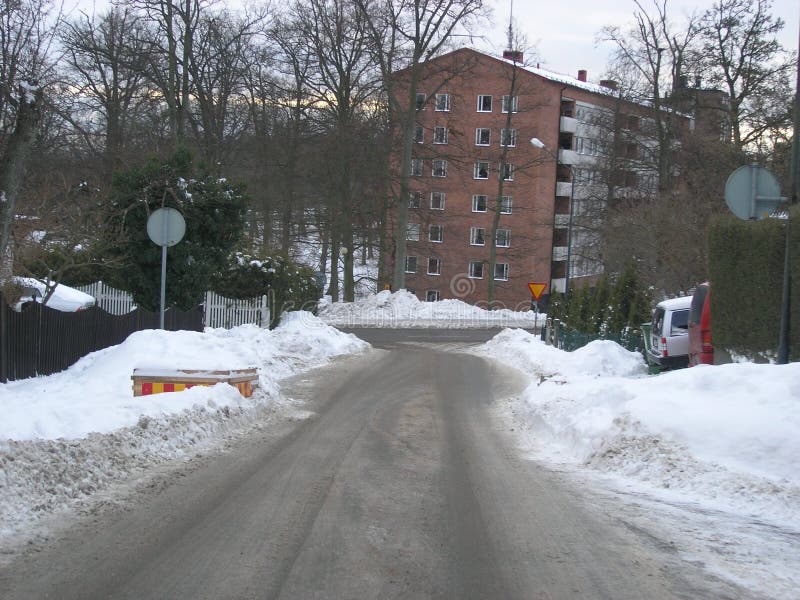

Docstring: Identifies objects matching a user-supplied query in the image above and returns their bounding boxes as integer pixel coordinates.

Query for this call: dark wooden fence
[0,298,203,382]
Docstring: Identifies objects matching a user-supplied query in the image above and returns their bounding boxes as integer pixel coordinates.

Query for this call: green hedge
[708,206,799,360]
[212,252,321,329]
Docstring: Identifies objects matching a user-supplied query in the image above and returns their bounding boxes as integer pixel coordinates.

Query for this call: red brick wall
[386,49,563,309]
[386,48,688,308]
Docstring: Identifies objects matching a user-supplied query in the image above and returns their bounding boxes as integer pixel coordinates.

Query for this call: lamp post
[531,137,575,296]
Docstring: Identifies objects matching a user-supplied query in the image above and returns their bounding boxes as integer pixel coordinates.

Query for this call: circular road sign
[724,165,785,221]
[147,207,186,247]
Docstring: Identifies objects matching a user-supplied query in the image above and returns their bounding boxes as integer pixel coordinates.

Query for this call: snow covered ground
[475,328,800,599]
[0,312,368,552]
[318,289,542,329]
[3,289,798,598]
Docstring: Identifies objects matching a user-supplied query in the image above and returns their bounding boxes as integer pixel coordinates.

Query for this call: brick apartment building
[385,47,723,309]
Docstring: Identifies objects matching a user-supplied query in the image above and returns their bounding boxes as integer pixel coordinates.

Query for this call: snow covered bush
[213,252,320,328]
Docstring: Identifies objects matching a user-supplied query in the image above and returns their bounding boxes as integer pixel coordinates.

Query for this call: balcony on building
[556,181,573,197]
[552,246,569,262]
[560,115,578,134]
[558,148,579,165]
[554,213,570,228]
[551,278,567,293]
[557,132,578,165]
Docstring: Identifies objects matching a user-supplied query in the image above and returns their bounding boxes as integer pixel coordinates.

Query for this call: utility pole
[777,22,799,365]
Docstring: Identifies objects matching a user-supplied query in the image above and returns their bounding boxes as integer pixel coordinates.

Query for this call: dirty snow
[477,327,800,599]
[0,312,368,548]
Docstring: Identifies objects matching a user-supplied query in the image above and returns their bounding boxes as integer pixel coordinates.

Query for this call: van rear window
[671,309,689,334]
[652,308,665,336]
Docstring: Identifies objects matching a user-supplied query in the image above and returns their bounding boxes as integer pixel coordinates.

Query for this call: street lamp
[531,137,575,296]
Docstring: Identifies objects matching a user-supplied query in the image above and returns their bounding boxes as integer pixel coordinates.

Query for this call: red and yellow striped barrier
[132,368,258,398]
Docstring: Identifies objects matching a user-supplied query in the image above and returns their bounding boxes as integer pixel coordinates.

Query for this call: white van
[647,296,692,370]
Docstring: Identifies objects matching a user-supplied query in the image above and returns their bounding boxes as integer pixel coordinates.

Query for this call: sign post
[527,282,547,331]
[146,207,186,329]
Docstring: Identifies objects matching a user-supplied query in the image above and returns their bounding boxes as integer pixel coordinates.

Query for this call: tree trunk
[327,235,340,301]
[343,221,355,301]
[0,85,43,280]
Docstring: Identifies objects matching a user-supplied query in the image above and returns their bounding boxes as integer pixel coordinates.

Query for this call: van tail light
[702,331,713,354]
[661,337,668,357]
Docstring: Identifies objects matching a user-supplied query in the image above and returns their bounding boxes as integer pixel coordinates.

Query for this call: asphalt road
[0,330,747,599]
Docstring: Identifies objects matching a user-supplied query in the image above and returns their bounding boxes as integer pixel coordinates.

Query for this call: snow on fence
[76,282,269,328]
[79,281,137,315]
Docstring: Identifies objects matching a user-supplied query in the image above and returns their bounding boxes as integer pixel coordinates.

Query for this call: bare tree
[291,0,382,301]
[355,0,486,291]
[128,0,209,145]
[187,9,266,170]
[270,15,315,254]
[696,0,794,150]
[60,8,152,177]
[0,0,59,280]
[600,0,701,192]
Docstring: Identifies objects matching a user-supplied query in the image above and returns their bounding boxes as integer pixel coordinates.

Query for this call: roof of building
[462,47,619,97]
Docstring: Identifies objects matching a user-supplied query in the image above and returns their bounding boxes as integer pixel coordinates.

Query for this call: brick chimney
[503,50,523,62]
[577,69,587,82]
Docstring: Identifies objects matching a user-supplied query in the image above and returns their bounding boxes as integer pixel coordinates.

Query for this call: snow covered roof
[462,47,619,97]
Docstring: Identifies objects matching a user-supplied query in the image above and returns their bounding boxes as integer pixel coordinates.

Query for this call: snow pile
[0,313,368,542]
[478,329,800,525]
[479,328,800,597]
[318,290,540,328]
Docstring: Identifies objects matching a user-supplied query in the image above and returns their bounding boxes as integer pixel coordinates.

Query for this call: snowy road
[0,337,751,599]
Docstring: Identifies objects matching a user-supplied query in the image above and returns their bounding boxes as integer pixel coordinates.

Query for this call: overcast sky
[481,0,799,81]
[70,0,798,85]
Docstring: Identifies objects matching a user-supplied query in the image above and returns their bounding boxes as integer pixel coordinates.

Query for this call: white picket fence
[203,291,270,329]
[79,281,137,315]
[77,281,270,328]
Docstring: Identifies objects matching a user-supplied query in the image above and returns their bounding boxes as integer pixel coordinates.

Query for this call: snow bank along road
[1,332,750,599]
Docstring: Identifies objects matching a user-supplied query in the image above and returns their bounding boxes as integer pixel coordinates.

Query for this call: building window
[429,224,443,242]
[416,93,426,111]
[434,93,450,111]
[501,196,512,214]
[502,95,518,113]
[472,195,487,212]
[474,161,489,179]
[408,191,421,208]
[469,260,484,278]
[496,228,510,247]
[433,126,448,144]
[477,95,492,112]
[575,168,603,184]
[470,227,485,246]
[500,128,517,147]
[475,128,491,146]
[426,290,441,302]
[406,223,420,241]
[432,159,447,177]
[494,263,509,281]
[430,191,445,210]
[414,124,424,143]
[501,163,514,181]
[405,256,417,273]
[427,257,441,275]
[410,158,423,176]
